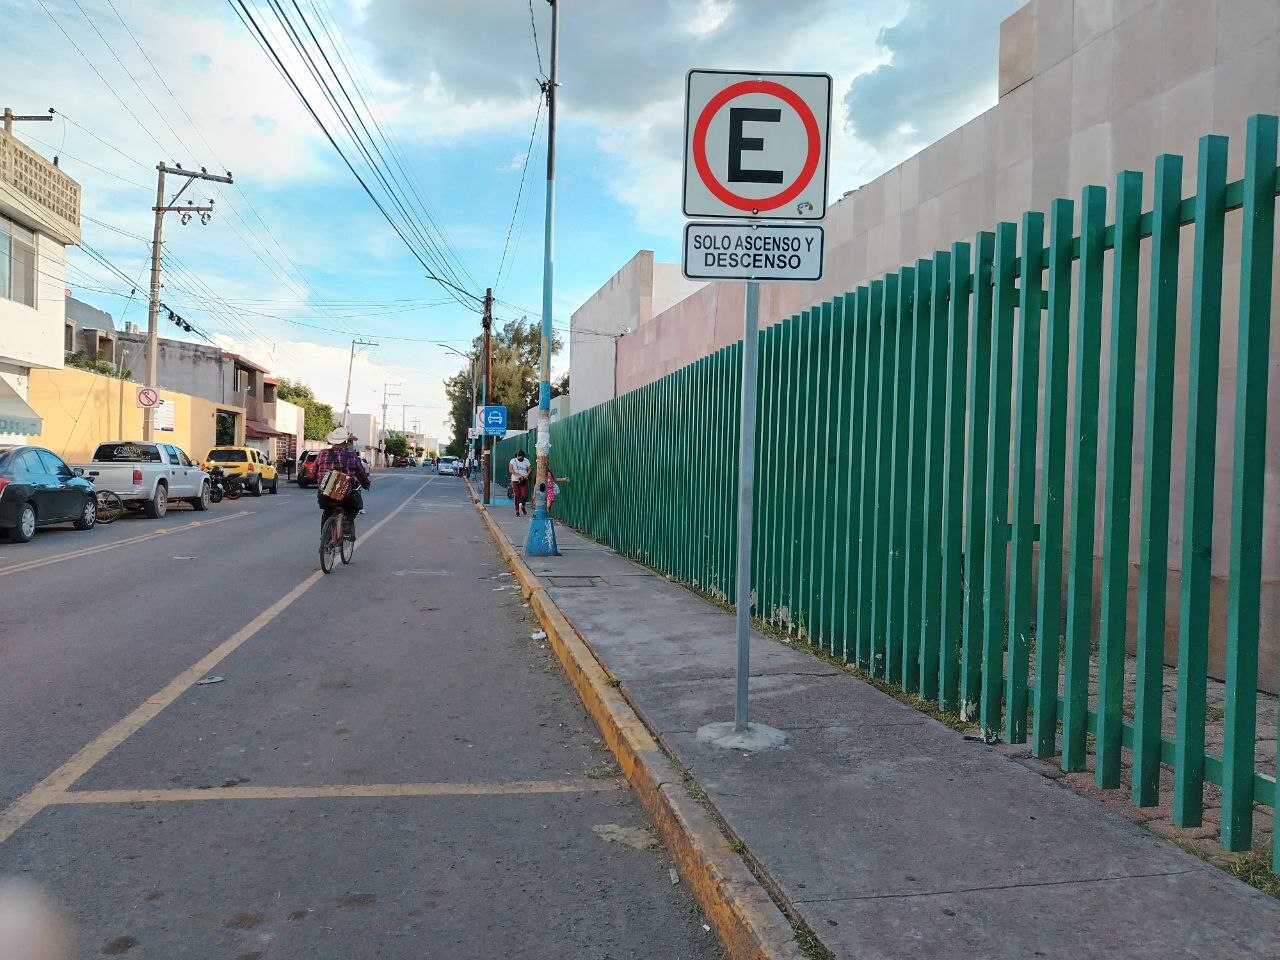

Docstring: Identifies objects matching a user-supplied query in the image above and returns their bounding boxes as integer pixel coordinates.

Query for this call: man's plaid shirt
[315,444,370,493]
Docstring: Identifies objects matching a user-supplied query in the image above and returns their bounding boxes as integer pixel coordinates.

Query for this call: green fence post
[838,290,867,659]
[903,260,933,693]
[1031,198,1076,759]
[1062,184,1108,773]
[793,308,817,639]
[961,233,995,716]
[773,320,793,627]
[1005,211,1045,744]
[920,250,952,701]
[856,282,884,668]
[1221,114,1278,853]
[828,294,856,656]
[758,326,778,621]
[887,266,916,685]
[699,357,713,589]
[1096,169,1144,790]
[871,275,900,677]
[1132,154,1184,805]
[811,301,836,648]
[679,364,693,580]
[980,221,1018,734]
[748,340,764,607]
[938,242,971,711]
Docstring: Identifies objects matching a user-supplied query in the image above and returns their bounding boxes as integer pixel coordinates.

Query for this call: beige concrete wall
[570,251,654,412]
[611,0,1280,689]
[27,366,245,463]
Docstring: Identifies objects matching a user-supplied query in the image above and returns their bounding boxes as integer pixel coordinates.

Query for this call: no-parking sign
[683,69,832,221]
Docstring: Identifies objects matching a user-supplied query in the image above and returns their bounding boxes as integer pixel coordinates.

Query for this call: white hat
[327,427,355,444]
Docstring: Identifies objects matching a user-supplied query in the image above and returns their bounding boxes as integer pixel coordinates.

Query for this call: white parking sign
[683,70,832,221]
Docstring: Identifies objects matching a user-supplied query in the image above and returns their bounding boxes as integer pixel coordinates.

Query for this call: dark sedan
[0,445,97,542]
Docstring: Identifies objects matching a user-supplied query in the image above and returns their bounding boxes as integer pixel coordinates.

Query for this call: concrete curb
[466,486,806,960]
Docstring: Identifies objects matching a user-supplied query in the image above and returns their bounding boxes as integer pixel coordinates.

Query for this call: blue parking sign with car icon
[482,406,507,436]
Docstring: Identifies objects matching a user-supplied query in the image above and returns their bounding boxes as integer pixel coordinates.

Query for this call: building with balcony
[0,118,81,440]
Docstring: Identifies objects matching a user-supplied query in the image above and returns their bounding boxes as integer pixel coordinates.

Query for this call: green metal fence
[494,115,1280,869]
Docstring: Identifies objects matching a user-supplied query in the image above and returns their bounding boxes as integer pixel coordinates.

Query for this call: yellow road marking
[0,511,252,578]
[54,779,622,804]
[0,480,432,846]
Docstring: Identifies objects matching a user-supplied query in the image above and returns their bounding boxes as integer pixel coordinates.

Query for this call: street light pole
[341,337,378,429]
[436,342,479,459]
[526,0,559,557]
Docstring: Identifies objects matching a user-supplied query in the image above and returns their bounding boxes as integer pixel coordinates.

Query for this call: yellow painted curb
[466,483,806,960]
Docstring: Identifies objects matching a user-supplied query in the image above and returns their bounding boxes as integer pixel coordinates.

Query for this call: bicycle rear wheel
[320,516,337,573]
[95,490,124,524]
[339,530,353,565]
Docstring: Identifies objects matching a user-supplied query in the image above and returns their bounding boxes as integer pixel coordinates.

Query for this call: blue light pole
[526,0,560,557]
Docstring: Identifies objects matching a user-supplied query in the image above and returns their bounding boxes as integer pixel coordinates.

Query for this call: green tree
[276,378,335,441]
[442,317,562,454]
[383,433,409,458]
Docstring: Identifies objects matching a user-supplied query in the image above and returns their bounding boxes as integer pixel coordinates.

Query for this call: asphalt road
[0,471,723,959]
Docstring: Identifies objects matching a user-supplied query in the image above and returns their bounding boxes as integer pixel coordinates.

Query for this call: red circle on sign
[139,388,157,406]
[692,79,821,213]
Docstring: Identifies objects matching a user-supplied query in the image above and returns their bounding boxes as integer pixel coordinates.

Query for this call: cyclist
[315,428,372,541]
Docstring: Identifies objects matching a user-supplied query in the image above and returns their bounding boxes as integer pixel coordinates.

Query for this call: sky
[4,0,1023,437]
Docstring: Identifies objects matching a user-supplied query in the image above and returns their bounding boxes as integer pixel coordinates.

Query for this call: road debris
[531,630,547,640]
[592,823,658,850]
[195,676,224,686]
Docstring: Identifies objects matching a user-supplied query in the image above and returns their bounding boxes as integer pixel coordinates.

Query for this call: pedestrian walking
[509,449,532,516]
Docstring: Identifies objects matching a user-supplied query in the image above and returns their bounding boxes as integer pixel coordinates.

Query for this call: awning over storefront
[0,377,42,437]
[245,419,288,438]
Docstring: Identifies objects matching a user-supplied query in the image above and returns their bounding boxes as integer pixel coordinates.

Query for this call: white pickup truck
[76,441,210,518]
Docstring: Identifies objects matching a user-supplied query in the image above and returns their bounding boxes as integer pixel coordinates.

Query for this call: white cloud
[358,0,902,235]
[842,0,1025,169]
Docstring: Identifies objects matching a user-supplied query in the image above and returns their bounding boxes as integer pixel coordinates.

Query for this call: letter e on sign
[683,70,832,221]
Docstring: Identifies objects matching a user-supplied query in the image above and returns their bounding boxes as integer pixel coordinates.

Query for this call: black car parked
[0,445,97,543]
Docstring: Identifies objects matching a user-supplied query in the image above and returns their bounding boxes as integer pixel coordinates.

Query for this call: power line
[32,0,169,156]
[68,3,365,340]
[527,0,546,79]
[17,131,151,190]
[228,0,484,309]
[495,90,543,291]
[306,0,480,292]
[270,0,480,305]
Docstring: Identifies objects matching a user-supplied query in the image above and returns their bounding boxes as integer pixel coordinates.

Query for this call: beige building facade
[0,119,81,442]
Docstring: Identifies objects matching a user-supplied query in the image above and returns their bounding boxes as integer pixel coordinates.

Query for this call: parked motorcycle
[208,466,245,503]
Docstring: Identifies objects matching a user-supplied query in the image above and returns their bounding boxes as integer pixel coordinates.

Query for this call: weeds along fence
[494,115,1280,868]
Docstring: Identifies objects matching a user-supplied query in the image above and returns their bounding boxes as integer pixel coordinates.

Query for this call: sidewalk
[485,507,1280,960]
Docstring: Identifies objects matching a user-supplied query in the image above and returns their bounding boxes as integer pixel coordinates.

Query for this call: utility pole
[482,287,494,504]
[144,162,233,440]
[340,337,378,430]
[526,0,559,557]
[381,382,401,466]
[2,107,53,135]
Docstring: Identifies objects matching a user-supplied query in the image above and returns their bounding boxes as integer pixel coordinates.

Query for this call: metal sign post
[684,69,832,752]
[735,280,760,733]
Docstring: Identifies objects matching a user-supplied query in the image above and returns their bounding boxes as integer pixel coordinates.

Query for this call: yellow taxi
[202,446,279,496]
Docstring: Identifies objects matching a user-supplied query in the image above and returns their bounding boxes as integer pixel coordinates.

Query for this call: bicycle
[94,489,125,525]
[319,509,354,573]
